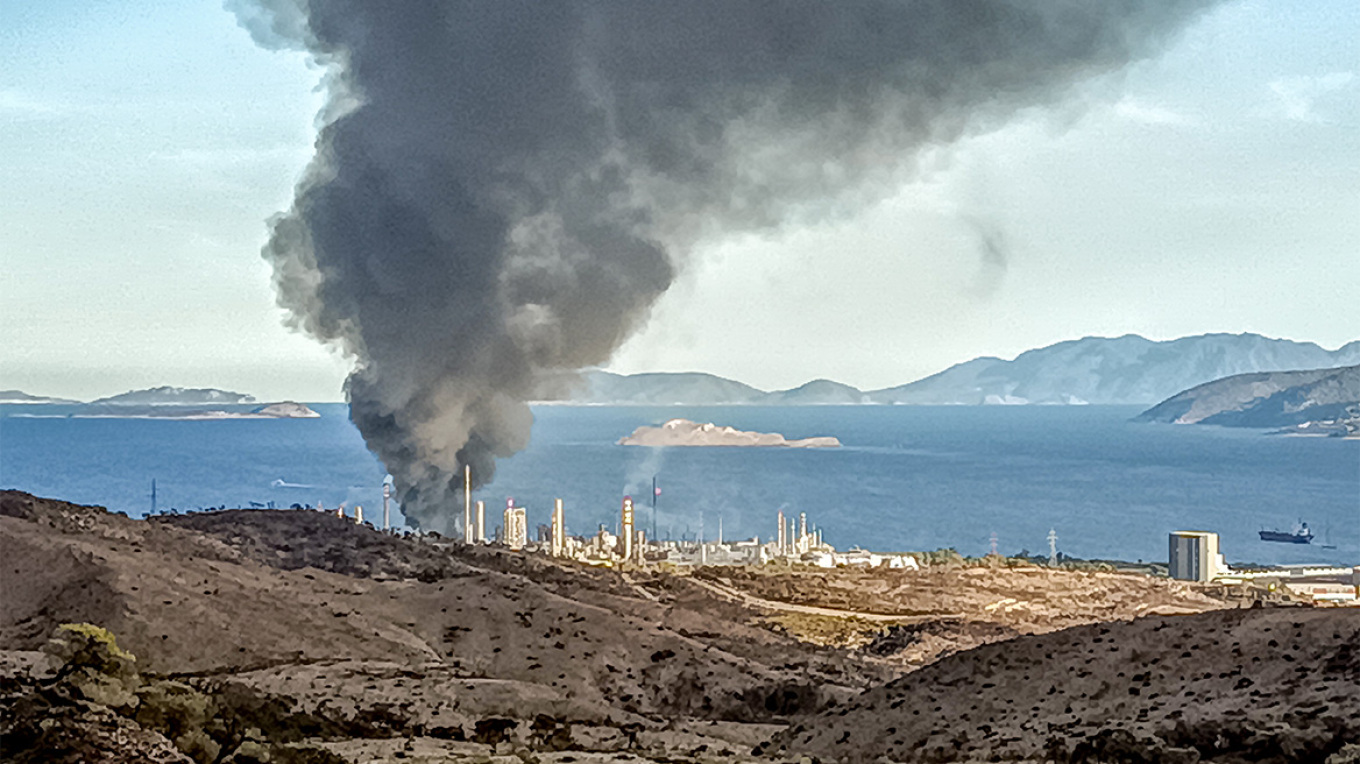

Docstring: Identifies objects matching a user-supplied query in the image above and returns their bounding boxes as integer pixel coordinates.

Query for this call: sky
[2,0,1357,402]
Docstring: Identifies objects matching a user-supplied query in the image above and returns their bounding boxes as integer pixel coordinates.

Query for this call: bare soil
[3,490,1355,763]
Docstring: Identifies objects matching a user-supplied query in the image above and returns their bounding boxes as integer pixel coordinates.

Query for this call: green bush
[43,623,142,710]
[136,679,219,763]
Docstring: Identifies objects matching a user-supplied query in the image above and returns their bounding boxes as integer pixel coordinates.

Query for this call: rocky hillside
[0,490,885,762]
[3,490,1353,763]
[1137,364,1360,431]
[775,607,1360,763]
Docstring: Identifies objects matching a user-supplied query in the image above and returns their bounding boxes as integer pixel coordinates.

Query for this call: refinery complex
[459,491,921,570]
[314,469,1357,604]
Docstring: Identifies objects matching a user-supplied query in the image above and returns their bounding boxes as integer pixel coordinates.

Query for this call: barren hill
[3,490,1356,763]
[775,607,1360,763]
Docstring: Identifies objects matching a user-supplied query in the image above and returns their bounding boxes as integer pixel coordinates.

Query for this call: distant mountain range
[7,333,1358,408]
[1137,365,1360,435]
[541,333,1360,406]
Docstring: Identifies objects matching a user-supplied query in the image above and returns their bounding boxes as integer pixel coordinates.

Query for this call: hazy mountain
[566,371,767,405]
[1137,365,1360,430]
[91,386,257,406]
[762,379,868,405]
[0,390,78,404]
[549,334,1358,406]
[868,334,1360,406]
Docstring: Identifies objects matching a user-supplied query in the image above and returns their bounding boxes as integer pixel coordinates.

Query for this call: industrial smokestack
[231,0,1215,530]
[621,496,635,563]
[463,464,473,544]
[382,482,391,530]
[552,498,565,557]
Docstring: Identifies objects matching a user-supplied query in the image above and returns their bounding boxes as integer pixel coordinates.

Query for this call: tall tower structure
[777,510,786,554]
[551,498,565,557]
[463,465,473,544]
[382,482,391,530]
[503,498,527,550]
[621,496,635,562]
[475,500,486,543]
[1168,531,1224,582]
[651,476,659,545]
[799,513,807,553]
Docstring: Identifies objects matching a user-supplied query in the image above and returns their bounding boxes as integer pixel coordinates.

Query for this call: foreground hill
[1137,364,1360,433]
[3,490,1354,763]
[777,607,1360,763]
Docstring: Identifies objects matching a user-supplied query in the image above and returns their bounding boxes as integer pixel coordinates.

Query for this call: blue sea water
[1,404,1356,567]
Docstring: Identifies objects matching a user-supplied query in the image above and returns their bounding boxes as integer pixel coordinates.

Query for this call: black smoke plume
[231,0,1214,531]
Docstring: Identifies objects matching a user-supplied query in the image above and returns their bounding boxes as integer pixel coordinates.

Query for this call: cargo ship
[1259,522,1313,544]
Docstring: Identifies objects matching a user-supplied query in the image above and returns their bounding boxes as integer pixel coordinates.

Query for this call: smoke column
[231,0,1214,531]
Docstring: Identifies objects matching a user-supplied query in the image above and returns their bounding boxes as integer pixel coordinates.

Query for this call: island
[91,386,258,406]
[0,390,79,404]
[618,418,841,448]
[100,401,321,420]
[1136,364,1359,436]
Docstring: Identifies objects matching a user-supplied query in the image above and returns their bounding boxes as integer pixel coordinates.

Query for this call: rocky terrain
[618,419,841,448]
[698,563,1248,668]
[775,608,1360,763]
[1138,364,1360,433]
[3,490,1357,763]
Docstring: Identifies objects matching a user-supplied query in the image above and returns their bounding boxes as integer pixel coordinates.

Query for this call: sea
[1,404,1356,567]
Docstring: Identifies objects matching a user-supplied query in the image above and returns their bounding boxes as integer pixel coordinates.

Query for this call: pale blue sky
[3,1,1357,401]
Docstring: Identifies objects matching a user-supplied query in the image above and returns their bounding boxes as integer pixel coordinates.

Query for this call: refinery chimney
[621,496,635,563]
[475,500,486,543]
[551,498,565,557]
[777,510,786,554]
[463,465,473,544]
[382,483,391,530]
[503,498,527,550]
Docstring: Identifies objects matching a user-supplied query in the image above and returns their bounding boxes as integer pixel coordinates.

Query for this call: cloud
[1112,96,1198,126]
[149,146,312,167]
[1268,71,1355,123]
[0,89,70,118]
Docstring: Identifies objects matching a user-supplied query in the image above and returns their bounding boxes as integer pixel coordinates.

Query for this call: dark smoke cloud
[966,217,1010,297]
[231,0,1214,531]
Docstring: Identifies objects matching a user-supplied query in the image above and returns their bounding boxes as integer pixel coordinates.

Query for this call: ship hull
[1259,531,1312,544]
